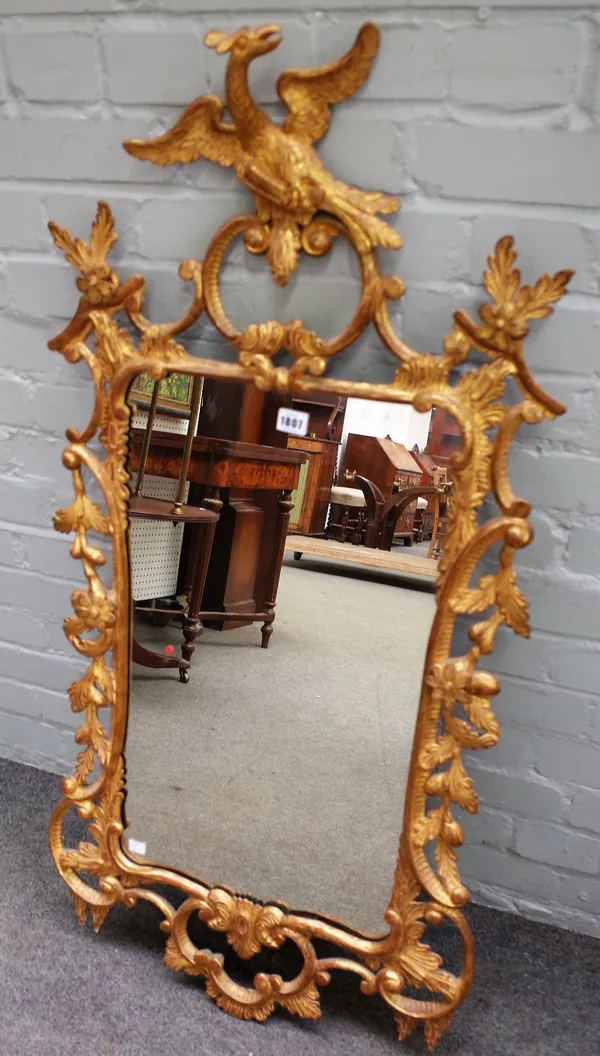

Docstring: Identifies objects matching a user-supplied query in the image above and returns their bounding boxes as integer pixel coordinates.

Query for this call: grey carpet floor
[127,556,436,934]
[2,757,600,1056]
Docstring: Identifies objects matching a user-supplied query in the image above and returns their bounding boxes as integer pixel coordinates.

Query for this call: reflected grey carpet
[128,557,436,933]
[1,758,600,1055]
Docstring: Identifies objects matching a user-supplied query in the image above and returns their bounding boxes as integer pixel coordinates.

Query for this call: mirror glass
[124,372,450,934]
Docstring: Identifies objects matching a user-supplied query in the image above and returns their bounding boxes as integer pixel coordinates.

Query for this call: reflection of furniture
[328,473,442,551]
[262,392,347,444]
[130,496,218,682]
[326,483,367,543]
[261,393,344,536]
[410,447,449,540]
[292,394,346,441]
[428,483,452,560]
[287,435,339,536]
[287,534,439,577]
[376,487,442,550]
[357,477,442,551]
[130,431,305,647]
[427,407,461,460]
[340,435,422,543]
[411,496,430,543]
[328,472,381,546]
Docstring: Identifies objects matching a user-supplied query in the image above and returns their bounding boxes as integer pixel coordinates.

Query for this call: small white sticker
[128,838,147,856]
[276,406,309,437]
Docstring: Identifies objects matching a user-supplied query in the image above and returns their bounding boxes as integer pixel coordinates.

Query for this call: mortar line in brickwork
[0,702,77,735]
[498,673,600,700]
[0,521,96,542]
[496,625,600,647]
[0,656,84,685]
[0,570,84,593]
[1,177,600,224]
[0,674,65,700]
[8,6,578,25]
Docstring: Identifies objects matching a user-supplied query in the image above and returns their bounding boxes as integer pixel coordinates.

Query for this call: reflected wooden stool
[326,484,368,544]
[130,495,219,682]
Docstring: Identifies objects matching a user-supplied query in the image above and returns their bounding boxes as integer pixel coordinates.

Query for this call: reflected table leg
[261,488,294,649]
[181,517,218,680]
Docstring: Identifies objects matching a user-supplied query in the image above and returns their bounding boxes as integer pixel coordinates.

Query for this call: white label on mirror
[276,406,309,437]
[128,838,147,856]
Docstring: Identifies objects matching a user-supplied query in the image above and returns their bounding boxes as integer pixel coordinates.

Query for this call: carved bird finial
[124,23,401,286]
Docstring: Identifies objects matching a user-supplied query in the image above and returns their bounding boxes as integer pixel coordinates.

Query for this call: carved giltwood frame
[47,22,571,1050]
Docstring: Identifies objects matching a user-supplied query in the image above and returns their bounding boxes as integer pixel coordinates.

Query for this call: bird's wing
[277,23,380,144]
[123,94,241,168]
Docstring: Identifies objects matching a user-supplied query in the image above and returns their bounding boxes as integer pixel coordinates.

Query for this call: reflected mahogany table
[129,432,306,648]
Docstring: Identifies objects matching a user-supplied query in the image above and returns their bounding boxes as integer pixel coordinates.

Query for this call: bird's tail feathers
[330,179,399,217]
[359,212,403,250]
[326,192,402,251]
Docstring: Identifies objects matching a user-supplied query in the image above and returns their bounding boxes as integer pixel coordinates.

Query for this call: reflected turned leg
[340,505,349,543]
[261,489,294,649]
[202,485,223,519]
[180,504,219,679]
[427,494,441,560]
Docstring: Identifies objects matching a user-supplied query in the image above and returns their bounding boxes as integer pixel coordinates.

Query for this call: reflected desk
[129,431,306,648]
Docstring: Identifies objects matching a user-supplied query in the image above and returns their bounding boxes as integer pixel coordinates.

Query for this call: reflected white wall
[341,398,431,459]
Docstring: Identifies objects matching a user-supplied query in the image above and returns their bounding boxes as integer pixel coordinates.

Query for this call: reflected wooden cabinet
[341,433,422,542]
[287,436,339,535]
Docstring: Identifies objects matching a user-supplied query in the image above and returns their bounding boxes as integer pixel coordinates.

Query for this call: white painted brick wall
[449,26,580,107]
[0,2,599,939]
[4,33,101,103]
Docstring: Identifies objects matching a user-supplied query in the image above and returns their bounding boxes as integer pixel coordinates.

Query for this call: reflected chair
[130,376,219,683]
[326,481,368,543]
[328,470,443,552]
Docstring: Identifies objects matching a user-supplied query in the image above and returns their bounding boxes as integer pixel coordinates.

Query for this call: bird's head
[204,24,282,60]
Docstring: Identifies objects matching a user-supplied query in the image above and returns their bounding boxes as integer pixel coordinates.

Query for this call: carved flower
[76,264,119,305]
[479,301,529,345]
[71,589,116,632]
[428,659,500,697]
[427,660,469,699]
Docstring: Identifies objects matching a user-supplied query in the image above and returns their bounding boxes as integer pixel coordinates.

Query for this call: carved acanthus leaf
[483,235,521,304]
[424,1013,455,1052]
[164,936,214,977]
[196,890,285,959]
[54,494,111,536]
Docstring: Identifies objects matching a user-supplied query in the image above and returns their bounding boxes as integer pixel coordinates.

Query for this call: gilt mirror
[47,22,571,1050]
